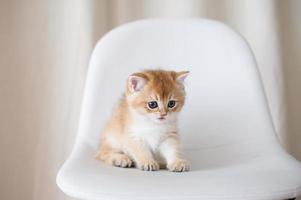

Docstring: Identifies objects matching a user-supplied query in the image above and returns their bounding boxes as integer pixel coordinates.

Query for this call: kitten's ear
[128,74,146,92]
[176,71,189,84]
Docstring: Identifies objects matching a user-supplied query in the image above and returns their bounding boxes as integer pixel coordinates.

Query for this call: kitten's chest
[129,122,176,150]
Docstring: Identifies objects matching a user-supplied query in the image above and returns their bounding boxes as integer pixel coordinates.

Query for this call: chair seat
[57,142,301,200]
[56,18,301,200]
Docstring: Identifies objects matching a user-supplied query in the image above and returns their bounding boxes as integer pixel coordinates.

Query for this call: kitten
[95,69,190,172]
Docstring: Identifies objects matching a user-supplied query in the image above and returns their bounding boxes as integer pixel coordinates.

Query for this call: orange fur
[95,69,190,172]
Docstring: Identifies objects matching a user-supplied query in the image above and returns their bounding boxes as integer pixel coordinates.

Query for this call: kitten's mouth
[158,117,166,120]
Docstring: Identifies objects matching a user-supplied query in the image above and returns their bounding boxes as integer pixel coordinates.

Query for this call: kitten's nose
[160,113,167,117]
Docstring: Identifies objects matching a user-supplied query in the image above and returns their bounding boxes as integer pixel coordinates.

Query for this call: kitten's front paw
[168,159,190,172]
[138,159,159,171]
[112,154,133,168]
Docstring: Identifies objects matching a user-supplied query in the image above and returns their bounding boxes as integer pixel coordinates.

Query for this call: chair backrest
[76,18,277,150]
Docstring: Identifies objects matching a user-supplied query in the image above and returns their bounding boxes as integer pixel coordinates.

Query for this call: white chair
[56,18,301,200]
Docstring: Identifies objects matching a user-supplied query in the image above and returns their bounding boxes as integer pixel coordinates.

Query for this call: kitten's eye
[168,100,176,108]
[148,101,158,109]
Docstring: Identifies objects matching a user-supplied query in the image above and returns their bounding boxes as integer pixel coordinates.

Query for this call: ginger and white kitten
[95,69,190,172]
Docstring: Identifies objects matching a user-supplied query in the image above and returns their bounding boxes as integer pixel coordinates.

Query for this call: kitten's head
[125,69,189,124]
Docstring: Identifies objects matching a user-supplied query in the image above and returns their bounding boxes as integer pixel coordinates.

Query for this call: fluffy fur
[95,69,190,172]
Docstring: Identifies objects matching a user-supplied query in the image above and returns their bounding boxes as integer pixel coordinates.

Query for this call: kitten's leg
[124,138,159,171]
[95,142,133,168]
[159,134,190,172]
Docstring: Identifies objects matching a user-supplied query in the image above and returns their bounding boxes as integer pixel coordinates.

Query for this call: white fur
[128,108,178,154]
[158,137,179,164]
